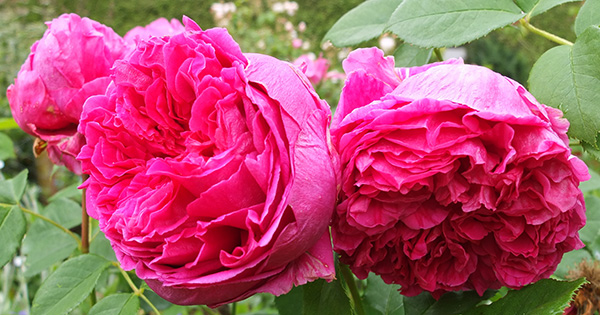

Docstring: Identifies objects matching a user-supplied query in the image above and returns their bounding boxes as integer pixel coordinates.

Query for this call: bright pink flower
[78,17,337,307]
[7,13,127,173]
[293,54,330,85]
[124,17,185,45]
[331,47,589,298]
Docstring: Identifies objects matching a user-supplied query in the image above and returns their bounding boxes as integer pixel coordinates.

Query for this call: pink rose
[78,17,337,307]
[293,54,330,85]
[124,17,185,45]
[7,13,127,174]
[331,48,589,298]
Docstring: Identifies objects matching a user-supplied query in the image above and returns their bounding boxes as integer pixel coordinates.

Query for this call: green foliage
[464,278,586,315]
[0,132,16,160]
[0,204,26,267]
[393,44,433,68]
[363,274,404,315]
[574,0,600,36]
[88,293,140,315]
[275,277,352,315]
[386,0,525,48]
[31,254,111,315]
[516,0,580,17]
[323,0,403,47]
[529,26,600,147]
[0,169,27,204]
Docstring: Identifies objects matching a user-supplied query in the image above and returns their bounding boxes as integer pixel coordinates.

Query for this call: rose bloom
[124,17,185,45]
[293,54,330,86]
[78,17,337,307]
[331,48,589,297]
[7,13,127,174]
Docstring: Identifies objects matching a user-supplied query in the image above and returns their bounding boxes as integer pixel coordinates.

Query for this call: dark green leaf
[529,28,600,146]
[515,0,579,17]
[0,204,26,267]
[554,249,593,279]
[275,278,352,315]
[89,293,139,315]
[386,0,524,47]
[364,274,403,315]
[393,44,433,67]
[31,254,111,315]
[575,0,600,36]
[583,140,600,161]
[323,0,404,46]
[402,292,436,315]
[0,132,16,160]
[464,278,586,315]
[0,170,28,204]
[402,290,496,315]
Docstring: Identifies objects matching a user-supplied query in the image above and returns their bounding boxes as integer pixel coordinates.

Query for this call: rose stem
[81,174,90,254]
[114,262,162,314]
[340,263,365,315]
[519,18,573,46]
[14,205,81,247]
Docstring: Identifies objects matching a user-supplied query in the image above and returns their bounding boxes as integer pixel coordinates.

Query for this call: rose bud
[7,13,127,174]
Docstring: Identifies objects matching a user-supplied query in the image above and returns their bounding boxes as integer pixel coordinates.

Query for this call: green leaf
[529,27,600,146]
[0,204,26,267]
[90,230,117,262]
[275,278,352,315]
[22,199,81,276]
[0,169,28,204]
[323,0,404,46]
[393,44,433,67]
[464,278,586,315]
[579,169,600,193]
[554,249,593,279]
[0,117,19,131]
[89,293,139,315]
[515,0,580,18]
[579,195,600,245]
[403,290,496,315]
[0,132,16,160]
[575,0,600,36]
[48,182,83,203]
[31,254,111,315]
[583,140,600,161]
[385,0,525,47]
[364,274,404,315]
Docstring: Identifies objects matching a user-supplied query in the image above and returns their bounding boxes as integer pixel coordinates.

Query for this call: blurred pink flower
[293,54,330,85]
[78,17,337,307]
[124,18,185,45]
[331,47,589,298]
[7,13,127,173]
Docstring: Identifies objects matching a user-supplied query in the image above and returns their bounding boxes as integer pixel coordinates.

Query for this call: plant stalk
[14,205,81,247]
[433,48,444,62]
[115,263,161,314]
[520,18,573,46]
[81,174,90,254]
[340,263,365,315]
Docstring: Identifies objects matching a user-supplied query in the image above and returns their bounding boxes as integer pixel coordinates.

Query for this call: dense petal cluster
[7,13,127,173]
[78,18,337,307]
[331,48,589,297]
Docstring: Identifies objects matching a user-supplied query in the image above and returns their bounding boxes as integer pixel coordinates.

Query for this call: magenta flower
[78,18,337,307]
[331,47,589,297]
[124,17,185,45]
[7,13,127,174]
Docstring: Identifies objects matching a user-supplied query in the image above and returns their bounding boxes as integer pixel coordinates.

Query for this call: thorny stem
[520,18,573,46]
[13,204,81,247]
[114,262,161,315]
[340,263,365,315]
[433,48,444,62]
